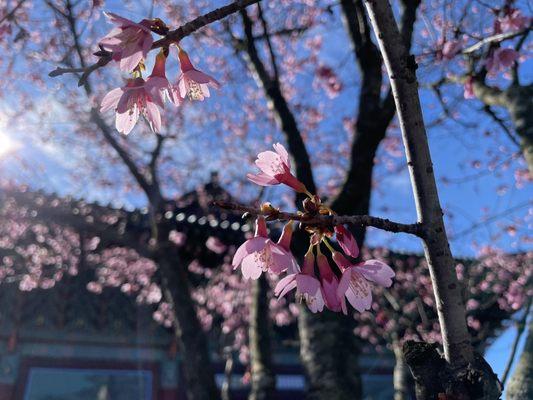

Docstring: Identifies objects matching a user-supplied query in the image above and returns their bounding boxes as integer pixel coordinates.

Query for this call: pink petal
[119,48,144,72]
[232,237,267,268]
[100,87,124,112]
[275,274,297,298]
[256,151,283,176]
[246,172,279,186]
[296,274,320,295]
[270,245,294,275]
[144,101,161,132]
[321,278,341,312]
[358,259,395,287]
[115,107,139,135]
[241,254,263,280]
[273,143,290,168]
[345,270,372,312]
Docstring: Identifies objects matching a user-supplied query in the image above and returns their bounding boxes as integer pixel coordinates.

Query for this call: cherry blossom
[485,48,519,76]
[99,12,153,72]
[232,216,296,279]
[176,47,220,101]
[498,9,529,33]
[275,247,325,313]
[146,51,181,106]
[247,143,308,193]
[100,77,162,134]
[334,225,359,258]
[316,248,342,312]
[333,251,394,314]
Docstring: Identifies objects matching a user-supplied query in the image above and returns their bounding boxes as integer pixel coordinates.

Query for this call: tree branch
[214,200,424,236]
[49,0,262,84]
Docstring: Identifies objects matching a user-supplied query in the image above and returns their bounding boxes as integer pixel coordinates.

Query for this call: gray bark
[363,0,500,398]
[393,341,410,400]
[506,319,533,400]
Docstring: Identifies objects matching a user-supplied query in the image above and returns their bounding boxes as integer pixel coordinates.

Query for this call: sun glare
[0,129,17,158]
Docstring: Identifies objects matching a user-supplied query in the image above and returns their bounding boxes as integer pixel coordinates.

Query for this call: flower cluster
[233,143,394,313]
[98,13,220,135]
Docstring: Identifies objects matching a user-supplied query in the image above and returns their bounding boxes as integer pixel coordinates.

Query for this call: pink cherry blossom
[247,143,308,193]
[314,65,343,98]
[441,39,462,60]
[100,77,162,135]
[146,51,181,106]
[316,250,342,312]
[232,216,295,279]
[498,9,529,33]
[99,12,153,72]
[333,251,394,313]
[274,248,325,313]
[485,47,519,76]
[334,225,359,258]
[176,48,220,101]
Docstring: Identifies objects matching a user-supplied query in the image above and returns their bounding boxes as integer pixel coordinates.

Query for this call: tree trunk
[506,319,533,400]
[248,275,276,400]
[393,341,410,400]
[298,309,362,400]
[156,249,220,400]
[363,1,500,398]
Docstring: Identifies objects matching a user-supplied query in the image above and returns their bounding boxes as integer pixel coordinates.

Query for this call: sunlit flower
[276,222,300,274]
[99,12,153,72]
[247,143,308,193]
[232,216,294,279]
[333,251,394,313]
[275,248,325,313]
[100,77,161,135]
[176,48,220,101]
[146,51,182,106]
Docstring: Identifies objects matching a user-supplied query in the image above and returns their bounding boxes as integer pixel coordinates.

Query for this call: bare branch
[214,200,424,236]
[462,28,531,54]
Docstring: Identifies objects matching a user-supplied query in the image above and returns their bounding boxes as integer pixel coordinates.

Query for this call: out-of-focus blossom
[176,48,220,101]
[486,48,519,75]
[314,65,343,98]
[99,12,153,72]
[441,39,462,60]
[100,77,162,134]
[206,236,227,254]
[247,143,308,193]
[169,230,186,246]
[232,217,294,279]
[498,9,530,33]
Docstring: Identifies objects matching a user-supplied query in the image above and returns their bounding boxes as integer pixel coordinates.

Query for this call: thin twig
[462,28,531,54]
[214,200,424,236]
